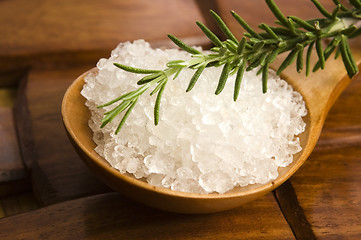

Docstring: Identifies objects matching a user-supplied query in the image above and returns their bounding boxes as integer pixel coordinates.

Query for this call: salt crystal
[177,167,194,180]
[199,171,234,194]
[126,158,139,174]
[82,40,307,194]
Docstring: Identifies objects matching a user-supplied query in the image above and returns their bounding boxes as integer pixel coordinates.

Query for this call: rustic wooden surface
[0,108,24,183]
[0,0,360,239]
[0,192,294,240]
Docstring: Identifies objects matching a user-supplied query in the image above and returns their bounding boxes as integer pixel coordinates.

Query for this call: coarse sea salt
[81,40,307,194]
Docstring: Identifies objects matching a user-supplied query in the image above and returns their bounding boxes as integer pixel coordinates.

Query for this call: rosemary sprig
[99,0,361,134]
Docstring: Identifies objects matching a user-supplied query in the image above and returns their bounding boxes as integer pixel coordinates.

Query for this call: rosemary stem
[98,1,361,134]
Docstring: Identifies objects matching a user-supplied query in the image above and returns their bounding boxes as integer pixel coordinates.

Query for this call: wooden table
[0,0,360,239]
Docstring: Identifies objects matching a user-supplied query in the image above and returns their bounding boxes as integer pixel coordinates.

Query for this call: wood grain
[0,0,207,72]
[274,180,317,240]
[0,193,39,217]
[25,65,112,205]
[0,0,361,238]
[0,105,32,197]
[11,71,36,171]
[0,192,295,240]
[0,76,25,185]
[0,108,25,183]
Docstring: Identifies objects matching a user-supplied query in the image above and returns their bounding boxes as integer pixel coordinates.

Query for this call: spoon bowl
[62,39,360,213]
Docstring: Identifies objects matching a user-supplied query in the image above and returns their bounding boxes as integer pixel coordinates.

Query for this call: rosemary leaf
[270,26,294,36]
[247,56,261,71]
[115,98,138,134]
[339,35,357,77]
[167,60,186,68]
[287,18,298,36]
[196,21,223,47]
[352,12,361,18]
[122,84,149,101]
[173,68,182,80]
[342,35,359,76]
[210,10,238,43]
[265,0,289,27]
[266,47,282,64]
[331,4,341,19]
[313,38,339,72]
[315,38,325,69]
[306,41,315,76]
[229,58,241,75]
[233,60,246,101]
[224,40,238,53]
[311,0,332,18]
[137,72,163,85]
[262,62,269,93]
[101,100,132,128]
[313,46,335,72]
[258,23,279,40]
[334,46,341,59]
[150,79,167,96]
[296,44,304,73]
[341,25,357,36]
[349,0,361,9]
[256,66,263,76]
[252,41,265,52]
[261,38,280,44]
[244,32,253,38]
[97,92,132,108]
[231,10,261,38]
[113,63,160,74]
[349,27,361,38]
[167,34,201,54]
[332,0,349,11]
[277,48,299,75]
[154,81,167,125]
[259,52,269,67]
[186,65,206,92]
[288,16,315,31]
[215,62,231,95]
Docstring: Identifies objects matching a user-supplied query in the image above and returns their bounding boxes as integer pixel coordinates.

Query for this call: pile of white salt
[81,40,307,194]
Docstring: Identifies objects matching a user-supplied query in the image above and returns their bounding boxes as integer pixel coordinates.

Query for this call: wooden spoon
[62,39,361,214]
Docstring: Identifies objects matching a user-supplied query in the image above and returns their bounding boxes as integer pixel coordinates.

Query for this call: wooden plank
[0,192,295,239]
[0,83,24,185]
[0,0,207,72]
[0,105,32,197]
[0,71,33,197]
[25,65,112,205]
[274,181,317,240]
[0,108,25,184]
[3,1,358,238]
[0,100,31,198]
[291,73,361,239]
[0,193,39,218]
[12,71,37,170]
[0,88,16,107]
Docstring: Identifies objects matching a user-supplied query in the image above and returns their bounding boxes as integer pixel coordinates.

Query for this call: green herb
[99,0,361,134]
